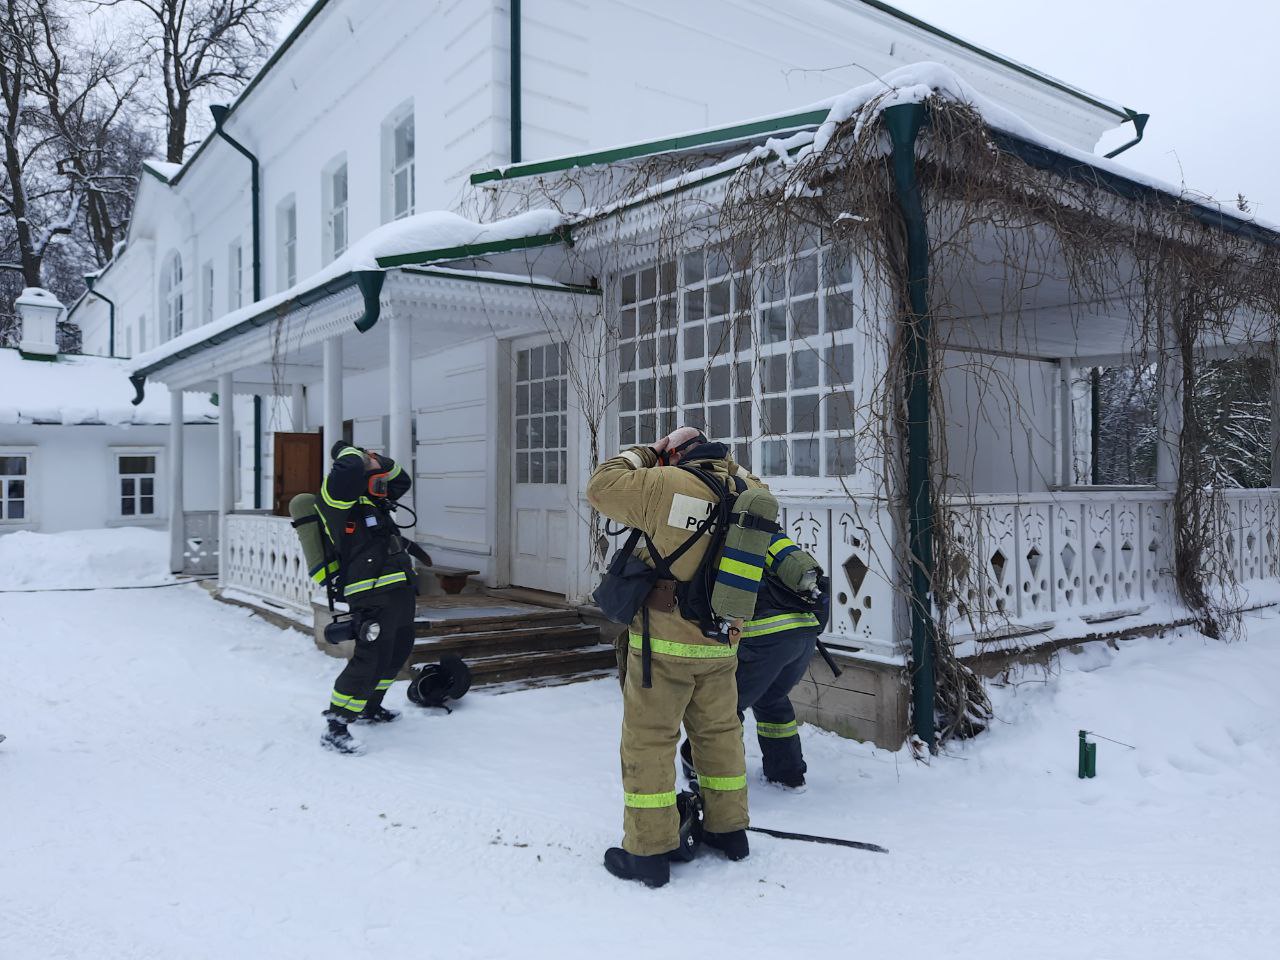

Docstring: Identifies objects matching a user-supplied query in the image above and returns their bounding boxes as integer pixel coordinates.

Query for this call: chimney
[15,287,64,360]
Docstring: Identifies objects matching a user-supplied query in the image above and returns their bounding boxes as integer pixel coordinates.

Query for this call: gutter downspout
[210,104,263,509]
[884,101,937,753]
[84,274,115,359]
[510,0,522,163]
[1104,109,1150,160]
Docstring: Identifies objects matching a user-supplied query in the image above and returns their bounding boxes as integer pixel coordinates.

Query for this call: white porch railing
[220,513,314,613]
[942,488,1280,635]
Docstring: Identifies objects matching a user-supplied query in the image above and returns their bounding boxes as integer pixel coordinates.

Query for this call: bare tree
[98,0,297,162]
[0,0,81,288]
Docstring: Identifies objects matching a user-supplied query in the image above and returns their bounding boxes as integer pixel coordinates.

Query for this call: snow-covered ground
[0,527,175,590]
[1,534,1277,959]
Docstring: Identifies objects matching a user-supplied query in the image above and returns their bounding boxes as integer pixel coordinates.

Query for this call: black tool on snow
[681,781,886,855]
[746,825,888,854]
[406,654,472,712]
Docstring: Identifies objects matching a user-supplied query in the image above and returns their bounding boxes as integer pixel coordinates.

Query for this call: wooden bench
[421,564,480,595]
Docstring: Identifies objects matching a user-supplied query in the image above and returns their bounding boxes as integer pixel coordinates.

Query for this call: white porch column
[1059,357,1075,487]
[168,389,185,574]
[388,310,412,465]
[218,373,235,516]
[323,336,343,457]
[291,382,306,432]
[1156,346,1183,490]
[388,309,413,538]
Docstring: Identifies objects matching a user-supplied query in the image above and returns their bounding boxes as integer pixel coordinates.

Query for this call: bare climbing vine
[472,90,1280,746]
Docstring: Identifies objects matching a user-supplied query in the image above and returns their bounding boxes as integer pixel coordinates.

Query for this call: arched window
[160,251,183,340]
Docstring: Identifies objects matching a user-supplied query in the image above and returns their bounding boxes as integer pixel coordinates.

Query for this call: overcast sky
[889,0,1280,219]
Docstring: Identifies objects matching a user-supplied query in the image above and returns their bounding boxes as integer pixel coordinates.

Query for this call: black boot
[765,770,806,789]
[703,829,750,861]
[355,705,400,724]
[320,714,364,755]
[603,847,670,888]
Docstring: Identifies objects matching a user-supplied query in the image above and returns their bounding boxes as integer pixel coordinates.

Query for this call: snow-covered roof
[561,63,1277,244]
[0,349,218,426]
[127,208,566,378]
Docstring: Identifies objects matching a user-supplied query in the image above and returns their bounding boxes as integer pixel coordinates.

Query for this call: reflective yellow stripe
[343,571,408,596]
[311,568,327,584]
[719,556,763,582]
[766,537,797,560]
[386,462,402,480]
[756,720,799,739]
[624,790,677,809]
[375,680,394,691]
[628,633,737,659]
[330,691,367,711]
[336,447,364,460]
[741,612,820,638]
[321,477,356,510]
[699,774,747,791]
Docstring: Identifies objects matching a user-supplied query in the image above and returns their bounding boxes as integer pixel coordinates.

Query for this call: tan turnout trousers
[621,643,748,855]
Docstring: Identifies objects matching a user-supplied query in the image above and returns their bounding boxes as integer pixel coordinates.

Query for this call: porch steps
[407,600,615,688]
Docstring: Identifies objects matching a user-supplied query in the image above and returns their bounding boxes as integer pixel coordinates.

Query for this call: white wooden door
[510,338,570,594]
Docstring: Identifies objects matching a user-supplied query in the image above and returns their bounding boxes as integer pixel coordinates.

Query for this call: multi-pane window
[118,455,156,517]
[329,162,348,259]
[228,240,243,309]
[278,196,297,290]
[202,261,214,325]
[615,239,858,479]
[160,251,183,341]
[515,343,568,485]
[392,112,415,220]
[1,455,27,521]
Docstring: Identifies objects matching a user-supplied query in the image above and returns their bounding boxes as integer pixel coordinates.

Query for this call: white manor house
[68,0,1280,746]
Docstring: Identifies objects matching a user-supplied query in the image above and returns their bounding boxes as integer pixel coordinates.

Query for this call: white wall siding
[0,423,218,534]
[413,341,495,575]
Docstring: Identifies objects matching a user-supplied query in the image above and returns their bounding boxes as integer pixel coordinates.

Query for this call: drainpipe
[1091,367,1102,484]
[210,104,264,509]
[1104,109,1150,160]
[884,101,937,753]
[510,0,521,163]
[83,274,115,358]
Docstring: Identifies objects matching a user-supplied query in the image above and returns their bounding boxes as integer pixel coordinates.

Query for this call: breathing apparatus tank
[289,493,336,586]
[709,486,779,622]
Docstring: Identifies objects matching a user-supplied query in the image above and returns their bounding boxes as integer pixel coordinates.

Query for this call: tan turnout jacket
[586,445,766,651]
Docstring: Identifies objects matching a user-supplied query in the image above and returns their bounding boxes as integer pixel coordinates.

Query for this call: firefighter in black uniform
[316,443,416,755]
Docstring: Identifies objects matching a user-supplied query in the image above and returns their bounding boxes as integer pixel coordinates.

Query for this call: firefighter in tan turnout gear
[587,426,767,887]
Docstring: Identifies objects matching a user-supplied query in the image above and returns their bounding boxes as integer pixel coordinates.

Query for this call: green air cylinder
[711,487,779,621]
[768,535,822,594]
[289,492,336,587]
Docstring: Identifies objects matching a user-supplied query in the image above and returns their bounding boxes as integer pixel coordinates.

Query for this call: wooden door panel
[273,431,323,515]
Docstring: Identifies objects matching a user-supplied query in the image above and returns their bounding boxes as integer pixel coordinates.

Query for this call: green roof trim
[374,230,573,268]
[401,266,601,297]
[469,110,830,185]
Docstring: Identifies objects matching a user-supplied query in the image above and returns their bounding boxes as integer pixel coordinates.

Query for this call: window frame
[113,448,162,522]
[228,239,244,309]
[611,238,863,492]
[277,195,297,291]
[201,260,214,326]
[0,448,33,526]
[160,251,183,342]
[382,102,415,223]
[322,155,349,263]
